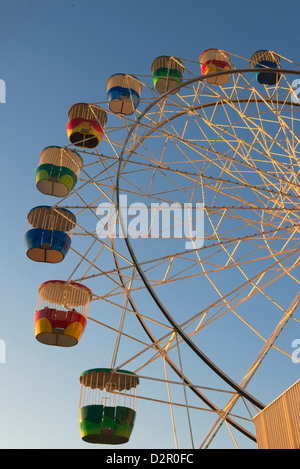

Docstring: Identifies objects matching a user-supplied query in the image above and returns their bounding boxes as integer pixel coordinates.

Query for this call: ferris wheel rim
[110,237,258,443]
[66,65,300,448]
[116,70,300,181]
[113,67,300,412]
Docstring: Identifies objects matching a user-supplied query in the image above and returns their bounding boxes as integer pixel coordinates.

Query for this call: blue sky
[1,0,300,450]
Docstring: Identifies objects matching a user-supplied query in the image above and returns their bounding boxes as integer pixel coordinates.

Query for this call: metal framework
[48,53,300,448]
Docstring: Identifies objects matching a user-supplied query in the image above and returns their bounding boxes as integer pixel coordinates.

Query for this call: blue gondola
[107,74,142,115]
[25,205,76,263]
[250,50,281,85]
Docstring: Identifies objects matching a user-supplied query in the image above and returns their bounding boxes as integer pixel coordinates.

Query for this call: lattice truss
[45,51,300,448]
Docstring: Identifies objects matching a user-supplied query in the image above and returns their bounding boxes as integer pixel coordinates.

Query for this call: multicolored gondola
[34,280,92,347]
[151,56,184,93]
[67,103,107,148]
[36,146,83,197]
[199,48,231,85]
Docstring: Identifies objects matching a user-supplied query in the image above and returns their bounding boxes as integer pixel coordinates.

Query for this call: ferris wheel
[25,49,300,449]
